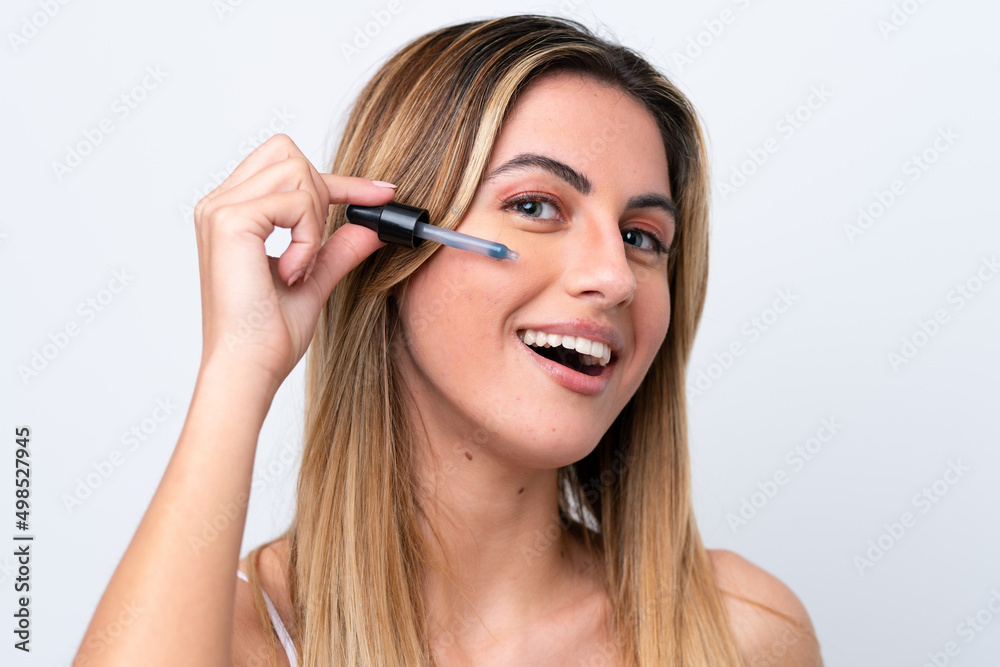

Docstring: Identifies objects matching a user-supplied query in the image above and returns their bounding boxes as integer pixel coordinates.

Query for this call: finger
[210,190,324,284]
[320,174,400,208]
[199,157,326,234]
[303,222,386,295]
[201,134,330,213]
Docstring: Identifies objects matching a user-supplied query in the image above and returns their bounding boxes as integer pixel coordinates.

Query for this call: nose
[560,219,637,309]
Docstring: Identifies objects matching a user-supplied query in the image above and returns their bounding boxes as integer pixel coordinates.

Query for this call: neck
[407,403,602,648]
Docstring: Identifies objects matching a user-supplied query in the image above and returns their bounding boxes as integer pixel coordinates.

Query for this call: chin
[484,410,611,469]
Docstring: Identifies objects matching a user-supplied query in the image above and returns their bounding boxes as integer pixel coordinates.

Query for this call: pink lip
[513,328,621,397]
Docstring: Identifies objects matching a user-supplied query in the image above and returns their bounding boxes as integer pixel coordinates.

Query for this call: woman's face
[395,71,675,468]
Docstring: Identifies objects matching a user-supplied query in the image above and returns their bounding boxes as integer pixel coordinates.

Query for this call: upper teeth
[517,328,612,366]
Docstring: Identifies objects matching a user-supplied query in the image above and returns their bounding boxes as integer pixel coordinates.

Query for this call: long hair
[243,14,749,665]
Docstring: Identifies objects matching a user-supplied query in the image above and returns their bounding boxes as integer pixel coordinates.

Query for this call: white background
[3,0,998,665]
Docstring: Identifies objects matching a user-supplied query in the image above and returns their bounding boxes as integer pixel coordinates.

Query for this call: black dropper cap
[345,202,428,248]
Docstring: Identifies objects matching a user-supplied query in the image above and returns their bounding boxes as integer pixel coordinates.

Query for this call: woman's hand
[193,133,396,394]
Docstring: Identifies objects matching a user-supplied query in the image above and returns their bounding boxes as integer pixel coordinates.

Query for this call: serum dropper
[345,202,519,262]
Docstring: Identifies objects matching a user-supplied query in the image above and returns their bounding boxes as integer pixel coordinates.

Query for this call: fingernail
[370,179,397,188]
[288,268,304,287]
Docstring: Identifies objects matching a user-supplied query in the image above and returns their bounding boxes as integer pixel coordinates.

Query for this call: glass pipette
[345,202,519,262]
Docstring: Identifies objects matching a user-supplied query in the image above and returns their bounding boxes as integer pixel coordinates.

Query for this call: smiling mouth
[529,344,604,375]
[516,330,614,377]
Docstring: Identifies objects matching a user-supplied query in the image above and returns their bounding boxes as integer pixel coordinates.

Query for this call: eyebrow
[482,152,679,224]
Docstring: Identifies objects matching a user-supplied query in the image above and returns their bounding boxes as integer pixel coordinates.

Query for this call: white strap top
[236,569,298,667]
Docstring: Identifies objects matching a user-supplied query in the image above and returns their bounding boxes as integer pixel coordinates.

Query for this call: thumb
[305,221,386,296]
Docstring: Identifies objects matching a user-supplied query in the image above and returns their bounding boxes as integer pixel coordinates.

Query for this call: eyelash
[501,192,672,256]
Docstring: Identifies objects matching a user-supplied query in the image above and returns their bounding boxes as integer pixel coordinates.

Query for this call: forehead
[487,71,670,194]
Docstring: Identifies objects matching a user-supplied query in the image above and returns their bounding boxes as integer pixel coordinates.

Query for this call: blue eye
[502,193,672,257]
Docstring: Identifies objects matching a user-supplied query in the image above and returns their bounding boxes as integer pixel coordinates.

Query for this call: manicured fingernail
[303,255,317,283]
[370,180,397,188]
[288,268,304,287]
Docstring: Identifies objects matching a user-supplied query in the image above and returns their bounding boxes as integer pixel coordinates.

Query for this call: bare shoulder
[707,549,823,666]
[231,538,293,667]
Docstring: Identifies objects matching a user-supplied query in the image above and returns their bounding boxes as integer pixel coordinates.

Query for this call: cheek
[397,254,513,377]
[634,279,672,361]
[398,261,467,371]
[399,220,586,390]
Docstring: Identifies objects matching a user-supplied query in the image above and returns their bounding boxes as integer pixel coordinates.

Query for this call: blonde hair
[243,14,762,665]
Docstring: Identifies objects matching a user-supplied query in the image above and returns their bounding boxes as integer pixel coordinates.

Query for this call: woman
[75,14,822,666]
